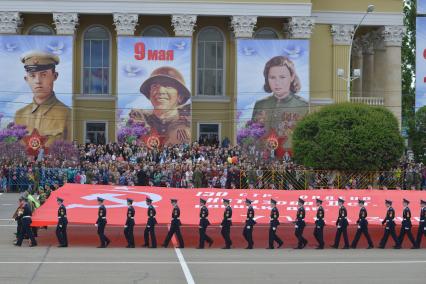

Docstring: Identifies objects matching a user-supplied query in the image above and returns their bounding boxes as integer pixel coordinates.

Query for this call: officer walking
[331,198,349,249]
[56,197,68,247]
[415,200,426,248]
[396,199,417,249]
[124,198,135,248]
[243,199,256,249]
[294,198,307,249]
[267,198,283,249]
[350,199,374,249]
[96,197,110,248]
[313,198,325,249]
[197,198,213,249]
[162,199,184,248]
[221,198,233,249]
[143,197,158,248]
[15,197,37,247]
[378,200,398,249]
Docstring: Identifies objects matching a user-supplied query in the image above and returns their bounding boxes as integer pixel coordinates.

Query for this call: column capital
[113,13,139,36]
[288,16,315,39]
[171,14,197,37]
[230,15,257,38]
[382,25,405,47]
[372,29,385,51]
[352,37,363,57]
[53,12,79,35]
[0,12,22,34]
[330,24,354,45]
[361,33,375,55]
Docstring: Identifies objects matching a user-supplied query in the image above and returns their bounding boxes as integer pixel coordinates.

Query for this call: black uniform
[124,205,135,247]
[15,202,37,246]
[144,205,158,248]
[397,207,416,248]
[416,207,426,248]
[163,206,184,248]
[351,207,374,248]
[221,206,233,249]
[314,206,325,249]
[379,207,398,248]
[268,207,283,249]
[56,204,68,247]
[332,206,349,248]
[198,205,213,248]
[96,204,110,247]
[243,206,256,249]
[294,207,307,249]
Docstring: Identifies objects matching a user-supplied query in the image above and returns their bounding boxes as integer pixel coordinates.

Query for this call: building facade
[0,0,404,145]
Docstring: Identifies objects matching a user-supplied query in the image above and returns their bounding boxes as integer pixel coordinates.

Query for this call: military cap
[338,198,345,203]
[57,197,64,203]
[316,198,323,204]
[127,198,133,204]
[21,50,59,72]
[270,199,277,205]
[403,198,410,204]
[358,199,365,205]
[245,198,252,204]
[97,197,104,202]
[200,198,207,204]
[146,197,153,203]
[223,198,230,203]
[421,200,426,205]
[170,198,178,203]
[298,198,305,205]
[385,200,392,205]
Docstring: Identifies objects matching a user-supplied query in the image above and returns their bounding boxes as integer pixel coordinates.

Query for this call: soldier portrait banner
[117,37,192,146]
[236,39,310,158]
[417,17,426,110]
[0,35,73,144]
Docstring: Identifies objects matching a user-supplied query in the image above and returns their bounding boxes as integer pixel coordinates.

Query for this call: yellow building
[0,0,404,144]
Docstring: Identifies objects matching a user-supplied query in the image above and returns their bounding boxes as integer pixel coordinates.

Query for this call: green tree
[293,103,404,171]
[412,105,426,163]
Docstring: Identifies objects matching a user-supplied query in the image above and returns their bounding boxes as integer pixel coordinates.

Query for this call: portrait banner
[419,0,426,15]
[417,17,426,110]
[0,35,73,145]
[236,39,310,158]
[117,37,192,146]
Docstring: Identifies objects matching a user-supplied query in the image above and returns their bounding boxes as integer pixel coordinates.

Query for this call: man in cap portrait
[15,51,71,145]
[129,66,191,145]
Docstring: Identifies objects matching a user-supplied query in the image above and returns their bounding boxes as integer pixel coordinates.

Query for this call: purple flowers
[118,119,149,143]
[237,120,266,144]
[48,140,79,162]
[0,122,28,143]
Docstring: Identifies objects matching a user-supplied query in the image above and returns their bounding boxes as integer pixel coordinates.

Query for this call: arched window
[142,25,168,37]
[197,27,225,96]
[82,26,110,95]
[254,28,279,39]
[28,25,54,35]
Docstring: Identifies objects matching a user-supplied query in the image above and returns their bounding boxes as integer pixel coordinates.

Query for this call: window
[254,28,279,39]
[142,26,168,37]
[28,25,54,35]
[83,26,110,95]
[85,122,107,144]
[197,27,225,96]
[198,123,220,146]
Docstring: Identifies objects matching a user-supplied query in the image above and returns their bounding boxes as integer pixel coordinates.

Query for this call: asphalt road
[1,192,425,284]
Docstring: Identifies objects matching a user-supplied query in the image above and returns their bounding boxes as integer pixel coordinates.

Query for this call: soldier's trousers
[333,225,349,248]
[163,224,184,248]
[243,225,254,248]
[398,226,416,247]
[124,224,135,247]
[16,221,22,239]
[144,225,157,248]
[313,224,325,248]
[16,219,37,246]
[416,223,426,247]
[379,224,398,247]
[221,225,232,248]
[56,222,68,246]
[199,226,213,248]
[351,225,373,248]
[97,221,110,247]
[294,224,307,248]
[269,226,283,248]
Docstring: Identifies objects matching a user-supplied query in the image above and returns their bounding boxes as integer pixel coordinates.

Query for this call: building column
[53,12,79,35]
[331,24,354,103]
[351,38,363,97]
[0,12,22,34]
[288,16,315,39]
[171,15,197,37]
[113,13,139,36]
[361,33,375,97]
[373,29,386,98]
[382,25,405,126]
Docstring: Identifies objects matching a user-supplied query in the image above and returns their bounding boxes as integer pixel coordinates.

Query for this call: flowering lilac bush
[0,122,28,143]
[237,120,266,146]
[0,141,27,163]
[48,140,79,163]
[117,119,150,144]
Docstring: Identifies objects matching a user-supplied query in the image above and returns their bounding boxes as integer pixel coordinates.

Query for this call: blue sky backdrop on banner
[418,0,426,14]
[416,17,426,110]
[0,35,73,129]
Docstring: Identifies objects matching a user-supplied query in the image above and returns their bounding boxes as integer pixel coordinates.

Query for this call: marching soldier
[243,199,256,249]
[197,198,213,249]
[13,197,25,243]
[14,197,37,247]
[143,197,157,248]
[96,197,110,248]
[124,198,135,248]
[350,199,374,249]
[396,199,416,249]
[313,198,325,249]
[221,199,233,249]
[378,200,399,249]
[162,199,184,248]
[56,197,68,247]
[294,198,307,249]
[267,198,283,249]
[331,198,349,249]
[415,200,426,248]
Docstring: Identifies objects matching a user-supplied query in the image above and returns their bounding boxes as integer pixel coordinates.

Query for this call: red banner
[32,184,426,227]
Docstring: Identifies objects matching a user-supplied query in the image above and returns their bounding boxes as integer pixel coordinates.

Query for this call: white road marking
[0,219,14,221]
[175,248,196,284]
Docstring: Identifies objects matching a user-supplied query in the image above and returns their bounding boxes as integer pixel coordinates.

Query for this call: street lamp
[338,4,374,102]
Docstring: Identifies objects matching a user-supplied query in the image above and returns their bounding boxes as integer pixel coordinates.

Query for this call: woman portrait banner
[117,37,192,147]
[236,39,310,158]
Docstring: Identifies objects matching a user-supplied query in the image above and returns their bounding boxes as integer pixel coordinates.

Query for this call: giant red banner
[32,184,426,227]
